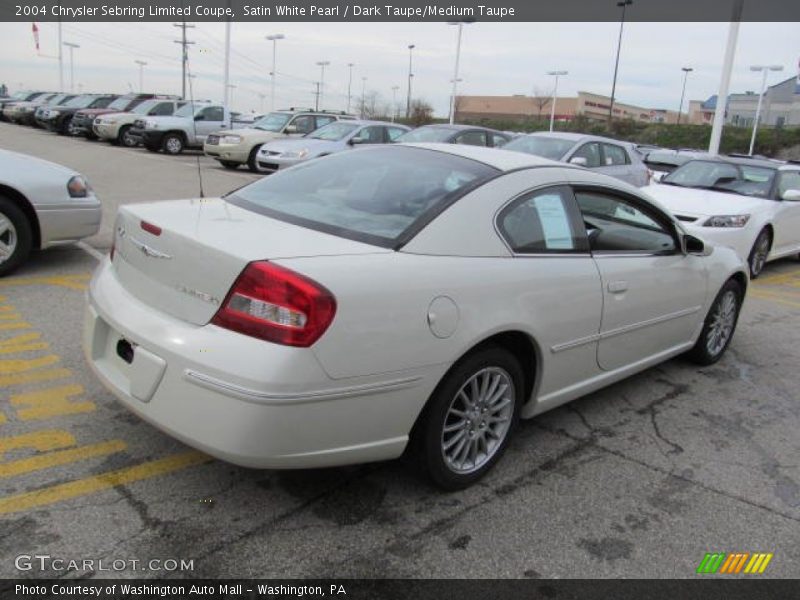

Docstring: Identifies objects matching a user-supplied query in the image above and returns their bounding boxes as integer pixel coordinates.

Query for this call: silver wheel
[706,290,737,357]
[0,213,18,266]
[164,136,183,154]
[749,231,770,277]
[121,128,136,147]
[441,367,515,474]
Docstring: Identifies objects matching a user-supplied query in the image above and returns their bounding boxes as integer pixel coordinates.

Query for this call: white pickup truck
[128,102,235,155]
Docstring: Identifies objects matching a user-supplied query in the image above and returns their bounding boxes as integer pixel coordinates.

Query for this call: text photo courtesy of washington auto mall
[0,0,799,598]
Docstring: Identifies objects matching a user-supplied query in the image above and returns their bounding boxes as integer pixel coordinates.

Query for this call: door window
[454,130,488,146]
[353,126,385,144]
[498,186,584,253]
[777,171,800,197]
[150,102,175,116]
[602,144,630,166]
[386,127,408,141]
[575,189,676,254]
[290,115,315,134]
[572,143,602,168]
[491,133,509,147]
[315,116,335,129]
[198,106,224,121]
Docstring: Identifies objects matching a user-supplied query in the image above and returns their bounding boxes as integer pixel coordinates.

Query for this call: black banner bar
[2,0,800,22]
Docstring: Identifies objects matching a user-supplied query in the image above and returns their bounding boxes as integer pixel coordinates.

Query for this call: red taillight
[211,261,336,348]
[140,220,162,236]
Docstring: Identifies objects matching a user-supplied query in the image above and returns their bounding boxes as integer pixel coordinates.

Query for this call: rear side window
[454,130,488,146]
[491,133,509,148]
[498,186,584,253]
[151,102,175,116]
[603,144,630,166]
[572,143,602,168]
[227,146,498,247]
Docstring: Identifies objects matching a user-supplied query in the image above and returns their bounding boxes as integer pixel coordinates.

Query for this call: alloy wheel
[0,214,19,266]
[706,290,737,357]
[750,232,770,277]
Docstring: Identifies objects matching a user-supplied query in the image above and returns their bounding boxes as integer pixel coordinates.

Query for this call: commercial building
[688,76,800,127]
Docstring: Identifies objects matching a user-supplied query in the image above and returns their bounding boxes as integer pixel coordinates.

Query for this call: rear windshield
[396,127,456,143]
[226,146,498,247]
[502,135,575,160]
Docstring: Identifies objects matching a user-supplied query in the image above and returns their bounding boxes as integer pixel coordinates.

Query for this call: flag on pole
[32,22,40,52]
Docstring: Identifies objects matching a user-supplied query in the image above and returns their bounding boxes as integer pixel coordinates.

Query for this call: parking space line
[0,274,91,291]
[0,450,211,515]
[0,355,60,374]
[77,241,105,261]
[0,430,76,455]
[0,439,127,478]
[750,290,800,309]
[11,384,95,421]
[0,368,72,387]
[0,332,49,355]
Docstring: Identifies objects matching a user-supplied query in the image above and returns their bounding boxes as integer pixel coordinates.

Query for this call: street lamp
[265,34,285,112]
[547,70,568,132]
[447,21,472,125]
[391,85,400,122]
[676,67,693,125]
[63,41,80,93]
[316,60,330,110]
[748,64,783,155]
[608,0,632,127]
[346,63,355,113]
[406,44,415,119]
[134,60,147,93]
[360,76,367,119]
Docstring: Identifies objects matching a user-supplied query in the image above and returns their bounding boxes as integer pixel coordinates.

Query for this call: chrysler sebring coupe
[644,157,800,278]
[84,144,747,489]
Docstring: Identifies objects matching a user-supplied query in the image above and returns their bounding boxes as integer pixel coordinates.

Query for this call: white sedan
[84,144,747,489]
[643,158,800,278]
[0,149,101,275]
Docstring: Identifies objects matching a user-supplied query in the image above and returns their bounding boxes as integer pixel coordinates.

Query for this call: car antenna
[186,61,205,200]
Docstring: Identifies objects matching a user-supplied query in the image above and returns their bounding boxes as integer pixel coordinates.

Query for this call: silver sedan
[0,149,101,274]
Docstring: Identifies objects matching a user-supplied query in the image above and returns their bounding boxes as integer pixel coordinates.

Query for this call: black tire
[57,116,72,136]
[219,161,239,170]
[246,145,262,172]
[0,196,34,277]
[685,279,743,366]
[118,125,136,147]
[161,133,184,155]
[412,346,523,490]
[747,228,771,279]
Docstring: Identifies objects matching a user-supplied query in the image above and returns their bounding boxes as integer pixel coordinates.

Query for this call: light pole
[227,84,237,108]
[748,64,783,155]
[676,67,693,125]
[447,21,472,125]
[265,34,284,112]
[316,60,330,110]
[391,85,400,122]
[547,70,568,132]
[608,0,632,128]
[63,42,79,93]
[360,76,367,119]
[134,60,147,93]
[406,44,415,118]
[346,63,355,113]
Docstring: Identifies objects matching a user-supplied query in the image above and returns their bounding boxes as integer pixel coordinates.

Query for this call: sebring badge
[175,285,221,306]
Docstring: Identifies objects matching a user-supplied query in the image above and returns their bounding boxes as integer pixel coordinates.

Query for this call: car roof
[400,142,565,171]
[696,155,781,169]
[320,119,408,127]
[528,131,633,146]
[779,162,800,171]
[416,123,508,134]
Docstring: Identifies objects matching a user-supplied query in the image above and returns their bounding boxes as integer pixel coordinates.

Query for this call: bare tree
[409,99,434,126]
[531,86,552,120]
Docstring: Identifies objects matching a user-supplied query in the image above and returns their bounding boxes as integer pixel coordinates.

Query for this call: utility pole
[346,63,355,113]
[223,18,231,109]
[134,60,147,93]
[608,0,632,128]
[447,21,471,125]
[676,67,693,125]
[708,0,744,156]
[266,34,285,112]
[316,61,330,110]
[63,42,79,93]
[391,85,399,122]
[314,82,321,111]
[173,21,195,100]
[361,77,367,119]
[57,18,63,92]
[406,44,415,118]
[547,70,568,132]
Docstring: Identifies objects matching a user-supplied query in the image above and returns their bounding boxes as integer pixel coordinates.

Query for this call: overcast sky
[1,21,797,116]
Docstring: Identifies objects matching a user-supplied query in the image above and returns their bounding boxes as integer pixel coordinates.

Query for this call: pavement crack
[634,378,688,456]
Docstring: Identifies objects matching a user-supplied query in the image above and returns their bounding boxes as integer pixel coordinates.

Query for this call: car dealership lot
[0,122,799,578]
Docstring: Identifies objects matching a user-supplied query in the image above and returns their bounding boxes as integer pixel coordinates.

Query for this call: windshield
[64,95,94,108]
[11,91,30,100]
[663,160,776,197]
[106,96,133,110]
[310,122,359,141]
[396,127,456,143]
[227,146,498,246]
[132,99,158,114]
[503,136,576,160]
[253,112,292,132]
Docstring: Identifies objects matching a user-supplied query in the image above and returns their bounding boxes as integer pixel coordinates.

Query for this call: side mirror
[781,189,800,201]
[284,124,298,134]
[569,156,588,166]
[684,234,707,255]
[349,136,367,145]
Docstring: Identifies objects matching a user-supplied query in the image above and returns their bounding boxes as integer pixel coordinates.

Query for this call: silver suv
[204,109,355,171]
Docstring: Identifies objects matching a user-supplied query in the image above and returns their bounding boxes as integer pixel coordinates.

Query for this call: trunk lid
[113,198,389,325]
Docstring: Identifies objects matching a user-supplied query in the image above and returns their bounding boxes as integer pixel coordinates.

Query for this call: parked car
[31,95,78,128]
[0,91,49,121]
[0,149,101,275]
[71,93,172,140]
[84,143,746,489]
[12,94,77,126]
[2,93,59,123]
[395,124,512,147]
[93,98,186,146]
[503,132,651,187]
[644,157,800,278]
[204,109,356,171]
[37,94,117,135]
[128,101,234,154]
[256,120,410,173]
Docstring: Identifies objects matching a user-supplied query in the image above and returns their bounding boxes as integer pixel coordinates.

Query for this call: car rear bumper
[84,259,431,469]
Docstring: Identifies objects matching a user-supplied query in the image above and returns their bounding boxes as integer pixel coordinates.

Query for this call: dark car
[0,91,49,121]
[15,94,77,126]
[71,93,175,139]
[394,124,513,148]
[30,94,77,127]
[38,94,117,135]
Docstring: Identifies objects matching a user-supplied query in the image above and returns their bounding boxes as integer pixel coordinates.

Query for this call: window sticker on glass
[533,194,574,249]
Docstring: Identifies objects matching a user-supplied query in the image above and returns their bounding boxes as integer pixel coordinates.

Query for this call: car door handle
[607,280,628,293]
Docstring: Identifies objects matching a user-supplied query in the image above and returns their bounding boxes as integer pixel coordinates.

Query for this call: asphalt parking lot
[0,120,799,579]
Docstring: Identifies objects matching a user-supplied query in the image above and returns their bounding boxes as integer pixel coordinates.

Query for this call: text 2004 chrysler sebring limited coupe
[84,144,748,489]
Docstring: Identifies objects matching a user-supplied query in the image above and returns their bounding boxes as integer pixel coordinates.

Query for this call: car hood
[261,138,339,154]
[212,127,285,141]
[77,108,119,116]
[0,149,81,189]
[642,184,769,218]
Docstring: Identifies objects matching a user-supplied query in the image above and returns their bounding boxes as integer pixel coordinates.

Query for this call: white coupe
[84,144,747,489]
[644,158,800,278]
